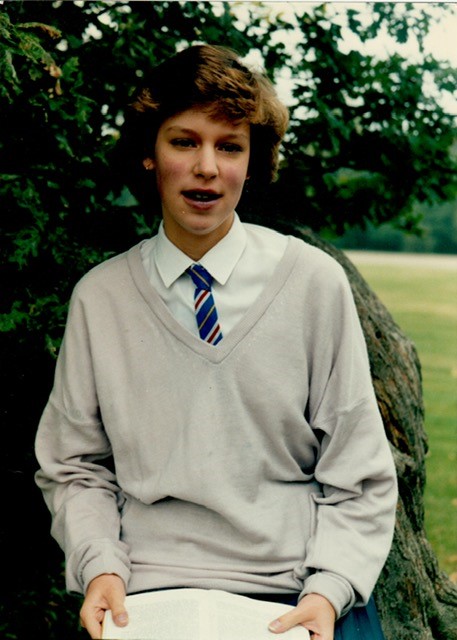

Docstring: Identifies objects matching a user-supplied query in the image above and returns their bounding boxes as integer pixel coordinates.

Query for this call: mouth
[182,190,222,203]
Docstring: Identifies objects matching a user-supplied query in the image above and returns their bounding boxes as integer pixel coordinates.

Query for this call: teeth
[185,191,219,202]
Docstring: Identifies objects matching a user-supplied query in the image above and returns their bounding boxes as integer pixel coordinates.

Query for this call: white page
[211,591,310,640]
[102,588,310,640]
[102,590,208,639]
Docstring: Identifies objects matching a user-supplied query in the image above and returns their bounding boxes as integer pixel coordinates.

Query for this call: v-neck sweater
[35,233,397,618]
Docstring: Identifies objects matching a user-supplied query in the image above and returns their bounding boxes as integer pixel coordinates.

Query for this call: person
[35,44,397,640]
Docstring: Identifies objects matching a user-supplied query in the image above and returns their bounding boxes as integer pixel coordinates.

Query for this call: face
[146,108,250,257]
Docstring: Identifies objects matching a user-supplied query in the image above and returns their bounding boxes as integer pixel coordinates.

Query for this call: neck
[178,236,221,262]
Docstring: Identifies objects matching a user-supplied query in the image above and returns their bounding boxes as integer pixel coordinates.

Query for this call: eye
[170,138,196,149]
[219,142,244,154]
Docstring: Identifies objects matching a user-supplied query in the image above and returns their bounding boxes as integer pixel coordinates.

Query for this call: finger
[80,604,103,639]
[268,609,305,633]
[103,584,129,628]
[81,615,103,640]
[112,608,129,627]
[106,594,129,628]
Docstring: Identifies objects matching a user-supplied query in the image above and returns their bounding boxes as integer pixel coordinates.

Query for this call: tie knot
[187,264,213,291]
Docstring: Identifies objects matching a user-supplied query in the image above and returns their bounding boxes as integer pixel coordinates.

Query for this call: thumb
[268,610,302,634]
[110,598,129,628]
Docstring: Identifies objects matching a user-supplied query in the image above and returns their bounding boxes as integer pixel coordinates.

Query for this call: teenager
[35,44,397,640]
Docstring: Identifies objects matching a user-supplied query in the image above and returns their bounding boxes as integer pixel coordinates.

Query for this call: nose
[194,145,218,179]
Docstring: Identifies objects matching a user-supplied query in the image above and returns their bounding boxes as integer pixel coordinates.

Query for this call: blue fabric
[335,597,385,640]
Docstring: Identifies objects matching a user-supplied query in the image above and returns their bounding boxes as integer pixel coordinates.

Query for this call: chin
[186,213,233,235]
[186,224,222,237]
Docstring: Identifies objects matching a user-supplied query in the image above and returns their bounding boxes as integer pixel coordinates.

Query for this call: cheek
[225,164,249,193]
[155,158,187,195]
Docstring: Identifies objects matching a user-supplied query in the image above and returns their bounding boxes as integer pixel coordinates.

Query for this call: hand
[268,593,336,640]
[79,573,127,639]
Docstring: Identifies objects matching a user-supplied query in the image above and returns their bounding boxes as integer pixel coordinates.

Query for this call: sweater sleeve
[34,283,131,594]
[296,260,397,617]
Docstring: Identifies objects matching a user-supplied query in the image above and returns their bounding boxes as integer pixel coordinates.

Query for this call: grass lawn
[345,252,457,581]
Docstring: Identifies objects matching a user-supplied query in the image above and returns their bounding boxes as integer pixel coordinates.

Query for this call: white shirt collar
[155,213,247,288]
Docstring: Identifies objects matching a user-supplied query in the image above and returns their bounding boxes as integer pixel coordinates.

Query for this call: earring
[143,158,154,171]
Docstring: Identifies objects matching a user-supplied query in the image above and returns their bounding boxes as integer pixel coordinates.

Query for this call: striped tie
[186,264,223,345]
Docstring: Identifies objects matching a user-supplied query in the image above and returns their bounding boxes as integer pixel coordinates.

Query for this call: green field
[346,252,457,581]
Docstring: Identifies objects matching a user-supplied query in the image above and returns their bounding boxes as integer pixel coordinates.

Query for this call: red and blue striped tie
[187,264,223,345]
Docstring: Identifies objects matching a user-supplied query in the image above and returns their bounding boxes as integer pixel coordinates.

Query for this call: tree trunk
[292,227,457,640]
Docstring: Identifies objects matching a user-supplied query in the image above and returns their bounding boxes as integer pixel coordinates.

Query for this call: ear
[143,157,155,170]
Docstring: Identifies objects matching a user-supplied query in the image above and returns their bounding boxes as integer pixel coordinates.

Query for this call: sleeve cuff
[65,538,131,594]
[299,571,356,619]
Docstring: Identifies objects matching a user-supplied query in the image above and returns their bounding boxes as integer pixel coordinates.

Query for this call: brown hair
[117,44,289,208]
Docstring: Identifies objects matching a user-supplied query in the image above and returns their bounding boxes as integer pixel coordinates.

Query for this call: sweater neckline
[127,235,302,363]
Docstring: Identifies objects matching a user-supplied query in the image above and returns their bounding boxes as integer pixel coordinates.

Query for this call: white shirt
[140,213,288,337]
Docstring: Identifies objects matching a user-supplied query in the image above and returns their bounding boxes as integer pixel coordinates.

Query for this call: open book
[102,588,310,639]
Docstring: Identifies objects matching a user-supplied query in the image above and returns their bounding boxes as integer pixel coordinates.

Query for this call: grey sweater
[35,234,397,618]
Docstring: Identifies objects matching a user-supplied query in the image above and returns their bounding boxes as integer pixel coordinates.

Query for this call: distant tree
[332,199,457,253]
[1,2,456,638]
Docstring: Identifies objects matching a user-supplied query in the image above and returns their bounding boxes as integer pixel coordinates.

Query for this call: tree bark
[292,227,457,640]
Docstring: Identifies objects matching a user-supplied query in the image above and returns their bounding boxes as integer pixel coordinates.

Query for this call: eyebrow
[166,126,249,142]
